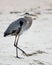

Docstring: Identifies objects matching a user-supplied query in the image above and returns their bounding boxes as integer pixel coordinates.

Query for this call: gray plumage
[4,18,27,36]
[4,13,35,58]
[4,16,32,37]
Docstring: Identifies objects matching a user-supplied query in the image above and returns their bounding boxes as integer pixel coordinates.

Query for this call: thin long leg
[14,35,17,46]
[16,35,20,58]
[14,35,27,56]
[14,35,19,58]
[14,35,39,57]
[14,44,27,56]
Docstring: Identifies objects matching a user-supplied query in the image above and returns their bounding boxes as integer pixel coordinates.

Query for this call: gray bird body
[4,16,32,37]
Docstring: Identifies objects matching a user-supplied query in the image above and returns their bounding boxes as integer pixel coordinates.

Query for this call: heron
[4,13,37,58]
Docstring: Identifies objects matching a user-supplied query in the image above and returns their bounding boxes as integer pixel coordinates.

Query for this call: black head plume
[25,12,29,15]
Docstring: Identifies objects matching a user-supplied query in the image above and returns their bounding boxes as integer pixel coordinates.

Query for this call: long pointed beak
[29,13,37,16]
[29,13,38,20]
[29,13,38,19]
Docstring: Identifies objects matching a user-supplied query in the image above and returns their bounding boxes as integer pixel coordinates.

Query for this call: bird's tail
[4,32,10,37]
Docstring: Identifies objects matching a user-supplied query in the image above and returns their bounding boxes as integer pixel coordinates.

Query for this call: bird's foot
[16,56,24,59]
[16,56,20,58]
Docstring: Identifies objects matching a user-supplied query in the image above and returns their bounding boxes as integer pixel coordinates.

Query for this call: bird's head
[23,12,37,20]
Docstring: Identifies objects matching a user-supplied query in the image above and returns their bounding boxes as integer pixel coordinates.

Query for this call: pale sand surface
[0,0,52,12]
[0,0,52,65]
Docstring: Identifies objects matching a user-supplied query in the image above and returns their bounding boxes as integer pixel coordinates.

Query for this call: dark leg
[14,35,17,47]
[14,35,19,58]
[14,35,27,57]
[14,36,36,57]
[16,35,19,58]
[14,44,27,56]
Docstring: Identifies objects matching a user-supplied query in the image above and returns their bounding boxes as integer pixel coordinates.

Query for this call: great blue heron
[4,13,37,58]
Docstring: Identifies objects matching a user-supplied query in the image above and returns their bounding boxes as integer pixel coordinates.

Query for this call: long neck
[24,16,32,28]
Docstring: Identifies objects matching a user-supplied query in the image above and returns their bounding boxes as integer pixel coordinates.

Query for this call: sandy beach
[0,0,52,65]
[0,0,52,12]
